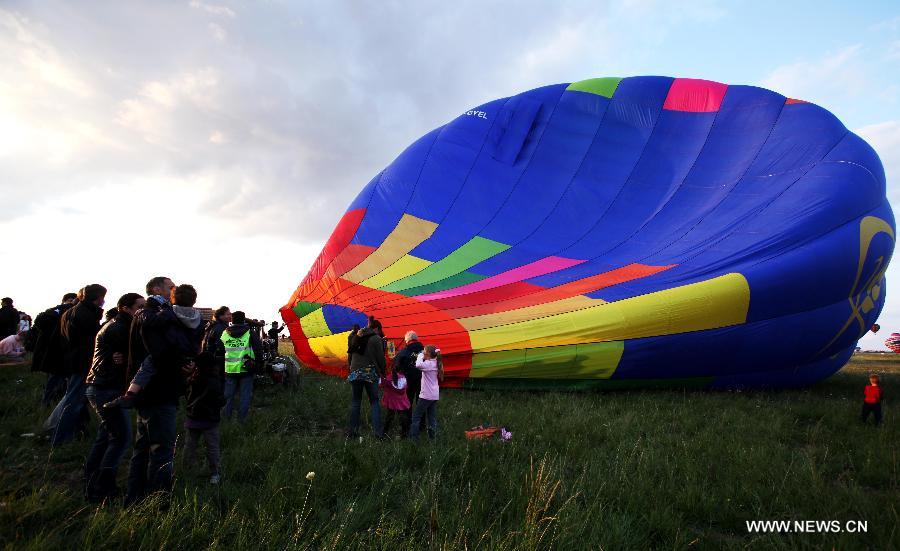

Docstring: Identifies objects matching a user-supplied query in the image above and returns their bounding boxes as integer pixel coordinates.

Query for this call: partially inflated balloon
[281,76,894,389]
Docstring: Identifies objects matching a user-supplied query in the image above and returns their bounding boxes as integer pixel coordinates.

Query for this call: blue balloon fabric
[282,76,894,389]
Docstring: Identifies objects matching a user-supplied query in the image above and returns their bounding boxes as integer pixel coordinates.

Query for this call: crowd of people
[6,278,286,504]
[0,297,33,362]
[2,278,446,507]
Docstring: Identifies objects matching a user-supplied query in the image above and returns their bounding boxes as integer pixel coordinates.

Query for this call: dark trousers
[860,402,882,425]
[126,404,177,503]
[348,380,382,437]
[84,386,132,499]
[184,424,221,475]
[409,399,438,441]
[384,408,411,437]
[42,373,68,406]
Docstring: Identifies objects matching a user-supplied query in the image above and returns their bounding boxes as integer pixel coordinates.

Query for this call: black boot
[95,469,120,502]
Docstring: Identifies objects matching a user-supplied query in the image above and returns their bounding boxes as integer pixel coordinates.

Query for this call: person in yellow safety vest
[215,310,263,422]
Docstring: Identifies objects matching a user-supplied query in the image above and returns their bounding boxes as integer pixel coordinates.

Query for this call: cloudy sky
[1,1,898,349]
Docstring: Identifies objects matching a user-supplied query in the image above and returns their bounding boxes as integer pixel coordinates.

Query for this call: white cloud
[869,15,900,33]
[208,22,227,42]
[856,120,900,203]
[758,45,867,103]
[616,0,726,23]
[0,177,320,320]
[1,11,93,98]
[887,40,900,61]
[514,20,614,87]
[189,0,235,19]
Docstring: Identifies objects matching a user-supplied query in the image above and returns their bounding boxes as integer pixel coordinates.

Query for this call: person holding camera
[216,310,263,422]
[346,316,386,439]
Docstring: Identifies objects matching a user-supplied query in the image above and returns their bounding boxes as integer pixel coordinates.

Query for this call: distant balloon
[871,323,881,334]
[885,333,900,353]
[281,76,894,389]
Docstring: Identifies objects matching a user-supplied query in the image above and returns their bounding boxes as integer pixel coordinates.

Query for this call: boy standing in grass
[861,373,884,426]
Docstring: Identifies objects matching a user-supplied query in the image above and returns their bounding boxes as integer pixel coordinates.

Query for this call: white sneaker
[209,473,221,485]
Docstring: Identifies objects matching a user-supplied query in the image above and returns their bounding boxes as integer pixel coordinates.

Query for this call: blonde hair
[425,344,444,382]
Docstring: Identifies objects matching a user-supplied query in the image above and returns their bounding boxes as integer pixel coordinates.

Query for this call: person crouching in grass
[184,353,225,484]
[409,345,443,441]
[861,373,884,427]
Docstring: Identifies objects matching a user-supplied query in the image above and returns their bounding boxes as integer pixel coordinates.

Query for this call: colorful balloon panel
[281,76,894,389]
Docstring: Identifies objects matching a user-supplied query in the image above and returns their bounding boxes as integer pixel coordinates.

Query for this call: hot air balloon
[281,76,894,389]
[885,333,900,353]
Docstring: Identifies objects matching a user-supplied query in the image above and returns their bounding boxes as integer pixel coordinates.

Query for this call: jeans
[84,386,133,497]
[126,403,177,503]
[184,425,221,475]
[42,373,68,406]
[348,380,383,437]
[48,373,88,446]
[409,399,438,441]
[406,381,426,433]
[223,374,253,421]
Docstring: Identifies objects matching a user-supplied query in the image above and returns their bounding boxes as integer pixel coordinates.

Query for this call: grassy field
[0,348,897,550]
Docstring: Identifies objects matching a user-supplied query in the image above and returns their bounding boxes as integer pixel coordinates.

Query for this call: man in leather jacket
[83,293,145,501]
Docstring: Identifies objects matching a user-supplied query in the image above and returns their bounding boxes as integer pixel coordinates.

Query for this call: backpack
[349,332,374,355]
[26,307,60,352]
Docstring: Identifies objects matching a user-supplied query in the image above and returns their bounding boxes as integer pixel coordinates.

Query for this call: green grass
[0,349,897,550]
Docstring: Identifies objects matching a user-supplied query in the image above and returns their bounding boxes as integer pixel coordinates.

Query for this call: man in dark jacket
[47,284,106,446]
[267,321,285,342]
[266,321,285,355]
[30,293,78,405]
[0,297,20,340]
[215,310,263,422]
[393,330,425,435]
[124,275,182,505]
[83,292,144,501]
[201,306,231,356]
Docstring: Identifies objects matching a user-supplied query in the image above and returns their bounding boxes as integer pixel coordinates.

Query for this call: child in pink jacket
[409,345,443,441]
[381,365,411,437]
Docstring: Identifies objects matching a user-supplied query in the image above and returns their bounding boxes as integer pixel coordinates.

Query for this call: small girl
[381,364,411,438]
[409,345,443,441]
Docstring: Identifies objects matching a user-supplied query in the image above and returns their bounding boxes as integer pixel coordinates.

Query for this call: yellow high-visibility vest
[221,331,254,374]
